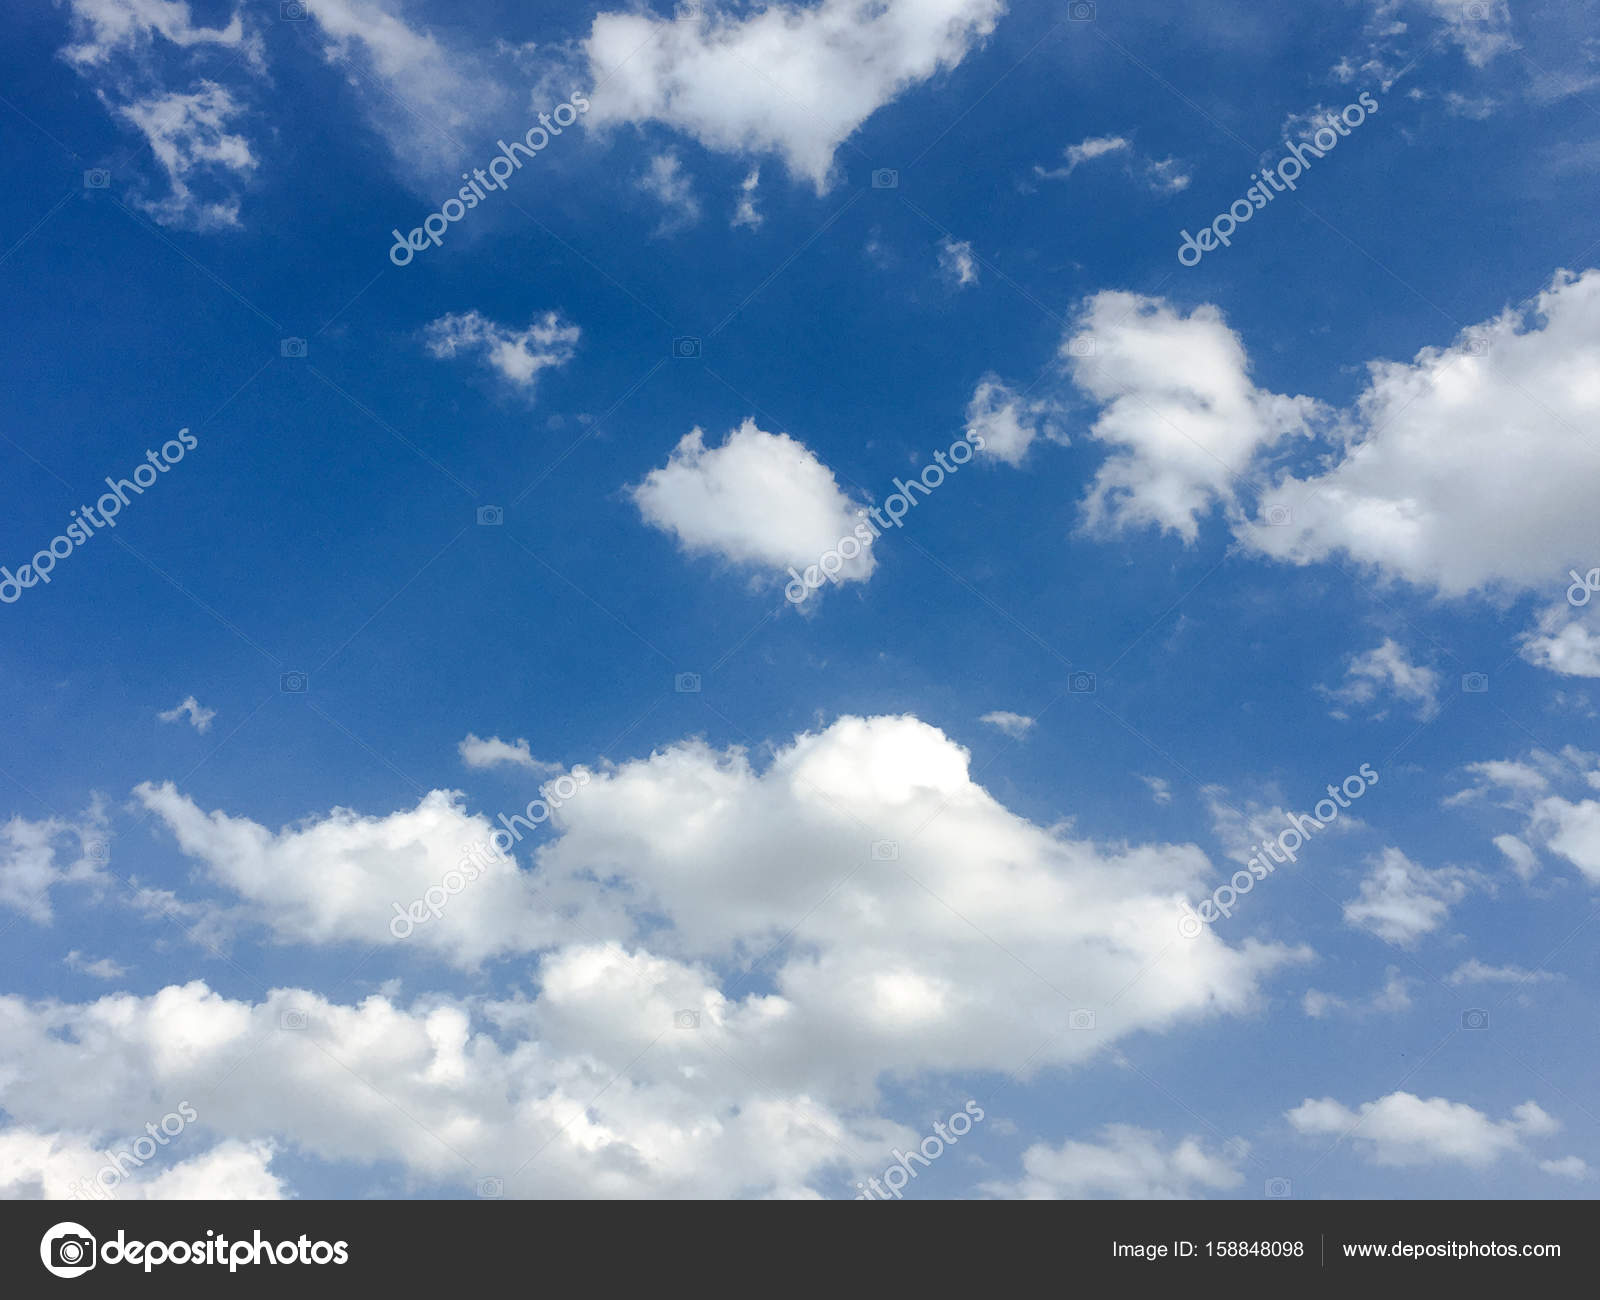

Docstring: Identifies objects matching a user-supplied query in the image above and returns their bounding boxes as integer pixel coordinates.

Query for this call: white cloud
[1446,958,1558,987]
[979,711,1034,738]
[937,236,979,288]
[1242,270,1600,597]
[583,0,1004,191]
[1302,967,1414,1018]
[1321,638,1441,721]
[1342,847,1470,945]
[1034,134,1189,193]
[981,1125,1245,1199]
[60,0,252,69]
[423,311,579,395]
[732,166,763,230]
[1417,0,1517,66]
[1139,775,1173,806]
[0,812,110,925]
[64,951,129,980]
[0,1129,284,1199]
[1520,600,1600,678]
[636,151,702,235]
[49,713,1309,1197]
[630,420,874,591]
[301,0,510,177]
[132,782,585,968]
[158,694,215,733]
[1453,749,1600,886]
[57,1,262,228]
[115,81,256,228]
[1539,1155,1591,1179]
[1287,1091,1562,1167]
[1064,292,1323,541]
[964,375,1057,467]
[457,734,561,774]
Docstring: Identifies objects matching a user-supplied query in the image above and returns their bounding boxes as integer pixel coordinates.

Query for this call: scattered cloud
[159,695,216,733]
[979,711,1035,738]
[423,310,580,395]
[1321,639,1441,721]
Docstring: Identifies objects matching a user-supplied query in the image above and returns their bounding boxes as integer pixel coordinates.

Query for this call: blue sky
[2,0,1600,1201]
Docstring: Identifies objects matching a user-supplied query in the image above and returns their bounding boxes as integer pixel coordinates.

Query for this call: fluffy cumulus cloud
[423,311,580,394]
[1242,270,1600,597]
[981,1125,1246,1199]
[1450,748,1600,886]
[0,811,110,925]
[1321,638,1441,721]
[583,0,1004,191]
[1286,1091,1564,1168]
[1519,599,1600,679]
[131,781,588,967]
[964,376,1057,467]
[10,716,1308,1196]
[0,1129,284,1200]
[630,420,874,590]
[457,734,560,774]
[1063,292,1322,541]
[1341,847,1471,945]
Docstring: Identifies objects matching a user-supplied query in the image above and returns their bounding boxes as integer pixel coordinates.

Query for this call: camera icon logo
[83,839,110,863]
[676,0,703,18]
[1264,1177,1292,1198]
[1069,671,1096,693]
[280,337,308,359]
[674,1009,700,1029]
[1069,1,1096,19]
[674,672,701,693]
[1461,672,1489,694]
[476,505,504,526]
[871,840,899,861]
[672,336,702,359]
[83,169,110,190]
[280,671,309,693]
[1067,336,1095,358]
[476,1176,504,1198]
[1465,333,1489,356]
[1069,1008,1096,1030]
[281,0,310,17]
[1264,504,1292,526]
[871,168,899,189]
[279,1009,309,1030]
[41,1222,97,1278]
[1461,1008,1490,1031]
